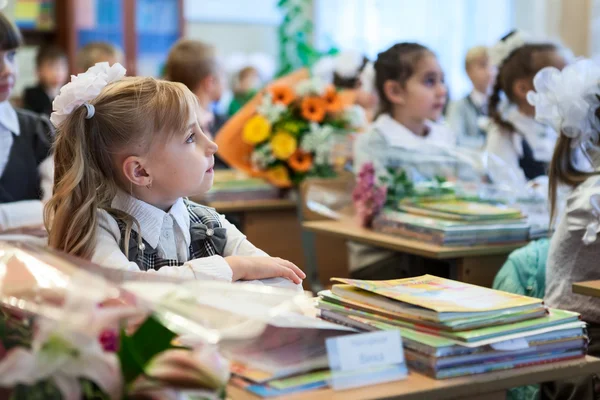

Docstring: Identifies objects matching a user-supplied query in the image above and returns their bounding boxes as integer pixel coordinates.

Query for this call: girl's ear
[512,78,533,101]
[122,156,152,187]
[383,79,406,106]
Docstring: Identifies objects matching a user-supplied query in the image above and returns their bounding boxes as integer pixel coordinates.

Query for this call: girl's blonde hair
[45,76,198,259]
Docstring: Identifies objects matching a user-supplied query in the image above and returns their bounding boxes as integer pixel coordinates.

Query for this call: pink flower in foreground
[353,162,387,228]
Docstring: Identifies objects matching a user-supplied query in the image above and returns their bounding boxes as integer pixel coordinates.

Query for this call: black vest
[113,200,227,272]
[0,109,53,203]
[518,136,548,181]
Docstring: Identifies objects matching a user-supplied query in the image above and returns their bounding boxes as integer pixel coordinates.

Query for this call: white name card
[326,330,405,372]
[326,331,407,390]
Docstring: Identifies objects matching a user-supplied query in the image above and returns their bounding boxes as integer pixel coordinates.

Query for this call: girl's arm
[0,200,44,231]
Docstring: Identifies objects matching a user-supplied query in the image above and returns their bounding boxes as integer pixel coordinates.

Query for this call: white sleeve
[484,127,527,189]
[0,200,44,231]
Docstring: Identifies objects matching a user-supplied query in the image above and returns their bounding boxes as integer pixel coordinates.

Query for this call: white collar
[373,114,446,149]
[504,106,550,137]
[0,101,19,135]
[469,90,487,108]
[111,192,191,249]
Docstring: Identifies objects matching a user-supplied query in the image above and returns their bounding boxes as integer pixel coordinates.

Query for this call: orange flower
[268,84,295,106]
[323,86,344,113]
[288,149,313,172]
[301,96,327,122]
[265,165,292,188]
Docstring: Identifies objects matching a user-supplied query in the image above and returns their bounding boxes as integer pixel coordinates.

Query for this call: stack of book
[224,320,355,397]
[203,170,280,202]
[318,275,587,379]
[373,198,530,246]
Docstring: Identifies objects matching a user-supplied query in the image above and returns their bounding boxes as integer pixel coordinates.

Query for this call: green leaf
[118,314,178,384]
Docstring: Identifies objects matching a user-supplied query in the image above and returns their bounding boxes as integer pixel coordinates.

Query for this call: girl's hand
[225,256,305,284]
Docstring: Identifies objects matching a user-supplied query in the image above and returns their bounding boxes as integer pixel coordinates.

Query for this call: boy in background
[22,45,68,116]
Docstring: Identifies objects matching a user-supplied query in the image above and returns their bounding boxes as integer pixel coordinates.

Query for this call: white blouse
[93,192,300,290]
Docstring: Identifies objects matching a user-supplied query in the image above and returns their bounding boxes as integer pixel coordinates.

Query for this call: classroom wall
[185,22,278,57]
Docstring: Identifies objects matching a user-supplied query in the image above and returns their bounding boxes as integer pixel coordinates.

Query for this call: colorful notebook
[399,199,523,221]
[331,275,542,313]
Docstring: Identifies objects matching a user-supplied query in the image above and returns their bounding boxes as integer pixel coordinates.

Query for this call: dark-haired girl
[350,43,455,278]
[0,12,54,231]
[484,32,566,187]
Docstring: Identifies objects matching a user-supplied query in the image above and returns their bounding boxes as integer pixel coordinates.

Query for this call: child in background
[76,41,122,72]
[164,39,227,138]
[484,31,566,188]
[227,66,260,117]
[45,63,304,289]
[351,42,453,279]
[447,46,495,150]
[529,58,600,400]
[23,45,68,116]
[313,51,378,122]
[0,12,54,232]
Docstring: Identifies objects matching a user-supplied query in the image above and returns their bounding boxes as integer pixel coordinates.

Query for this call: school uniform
[22,84,53,116]
[484,106,556,189]
[350,114,456,276]
[447,90,488,150]
[542,174,600,400]
[93,191,300,290]
[0,101,54,231]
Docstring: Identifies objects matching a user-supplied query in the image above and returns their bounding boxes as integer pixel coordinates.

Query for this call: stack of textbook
[373,199,530,246]
[318,275,587,379]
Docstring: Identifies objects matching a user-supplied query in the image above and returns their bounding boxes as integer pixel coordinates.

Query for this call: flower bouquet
[215,70,363,188]
[0,241,232,400]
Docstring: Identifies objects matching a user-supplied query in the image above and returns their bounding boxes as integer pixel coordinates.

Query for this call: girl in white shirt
[351,42,455,278]
[484,31,566,189]
[45,63,304,288]
[0,12,54,232]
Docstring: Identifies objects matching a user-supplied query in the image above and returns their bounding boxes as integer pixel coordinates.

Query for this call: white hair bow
[489,32,526,67]
[527,58,600,149]
[50,62,126,127]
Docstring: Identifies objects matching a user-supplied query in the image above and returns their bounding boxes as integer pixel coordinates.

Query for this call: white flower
[527,58,600,148]
[257,94,286,123]
[51,62,127,127]
[0,315,124,400]
[301,123,335,165]
[490,32,526,67]
[343,105,367,130]
[250,144,276,170]
[295,77,327,97]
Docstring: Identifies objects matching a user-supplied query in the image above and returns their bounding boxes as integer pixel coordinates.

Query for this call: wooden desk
[227,356,600,400]
[573,280,600,298]
[207,199,297,213]
[202,198,306,275]
[303,219,528,288]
